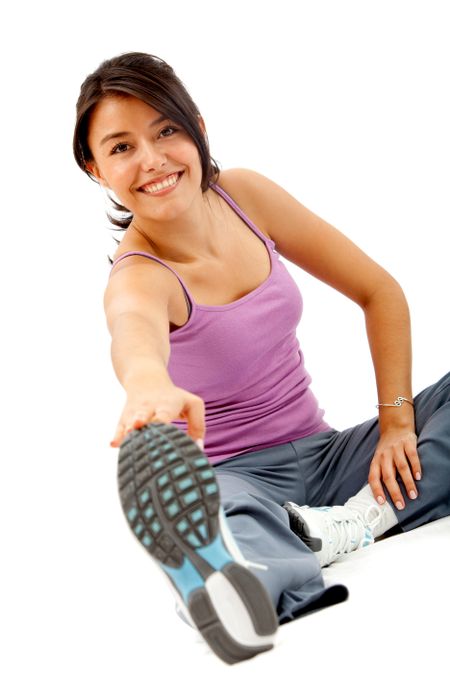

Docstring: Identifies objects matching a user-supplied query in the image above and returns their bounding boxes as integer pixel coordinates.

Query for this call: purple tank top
[111,181,331,463]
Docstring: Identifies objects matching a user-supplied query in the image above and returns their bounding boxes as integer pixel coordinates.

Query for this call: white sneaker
[283,502,382,568]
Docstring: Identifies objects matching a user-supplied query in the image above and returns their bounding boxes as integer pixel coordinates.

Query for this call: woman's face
[86,94,205,222]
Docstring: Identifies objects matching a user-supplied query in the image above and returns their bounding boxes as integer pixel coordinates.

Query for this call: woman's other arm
[225,168,420,510]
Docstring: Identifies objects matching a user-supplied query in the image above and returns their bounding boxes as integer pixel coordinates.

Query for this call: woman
[73,52,450,664]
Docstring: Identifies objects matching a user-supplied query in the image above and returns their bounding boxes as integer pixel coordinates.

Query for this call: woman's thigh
[292,421,379,506]
[292,370,450,507]
[214,442,306,506]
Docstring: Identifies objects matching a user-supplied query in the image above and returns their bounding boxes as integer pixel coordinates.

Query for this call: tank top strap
[209,181,275,248]
[110,251,194,311]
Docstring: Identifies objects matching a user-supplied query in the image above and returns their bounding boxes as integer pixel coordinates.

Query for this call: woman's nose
[138,140,166,171]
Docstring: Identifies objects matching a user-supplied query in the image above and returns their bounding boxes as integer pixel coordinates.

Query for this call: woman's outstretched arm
[225,168,420,510]
[105,257,205,448]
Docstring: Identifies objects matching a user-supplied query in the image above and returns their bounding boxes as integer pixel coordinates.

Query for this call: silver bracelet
[376,396,414,409]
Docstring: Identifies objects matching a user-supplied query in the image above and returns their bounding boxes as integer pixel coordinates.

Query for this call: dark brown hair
[73,51,221,229]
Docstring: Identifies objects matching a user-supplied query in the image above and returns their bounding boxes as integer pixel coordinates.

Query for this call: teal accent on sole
[162,487,174,502]
[177,519,189,533]
[196,533,234,569]
[157,474,169,487]
[127,507,138,522]
[150,520,162,534]
[139,490,150,504]
[193,457,209,468]
[161,555,204,604]
[183,489,200,506]
[187,533,201,547]
[191,508,203,523]
[144,505,155,519]
[167,502,180,517]
[178,477,194,491]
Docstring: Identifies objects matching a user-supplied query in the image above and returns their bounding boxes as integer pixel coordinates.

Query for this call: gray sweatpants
[214,370,450,624]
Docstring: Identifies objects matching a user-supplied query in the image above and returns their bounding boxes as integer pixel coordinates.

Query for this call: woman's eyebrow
[100,131,131,146]
[100,115,170,146]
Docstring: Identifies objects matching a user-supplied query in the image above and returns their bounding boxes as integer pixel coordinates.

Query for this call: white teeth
[141,172,181,193]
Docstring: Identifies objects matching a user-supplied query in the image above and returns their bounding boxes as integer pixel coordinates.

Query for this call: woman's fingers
[183,396,206,447]
[368,461,387,505]
[404,433,422,481]
[110,389,206,451]
[370,441,420,510]
[393,442,419,503]
[131,411,153,429]
[150,409,172,423]
[110,422,129,447]
[149,397,206,449]
[381,464,406,510]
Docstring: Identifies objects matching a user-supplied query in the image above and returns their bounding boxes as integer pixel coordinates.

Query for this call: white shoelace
[345,498,383,537]
[324,504,381,560]
[325,507,365,558]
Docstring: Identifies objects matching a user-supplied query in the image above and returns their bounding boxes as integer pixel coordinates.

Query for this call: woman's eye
[111,142,129,154]
[160,126,178,138]
[109,128,178,155]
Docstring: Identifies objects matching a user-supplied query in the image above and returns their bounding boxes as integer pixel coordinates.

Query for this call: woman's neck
[127,187,231,263]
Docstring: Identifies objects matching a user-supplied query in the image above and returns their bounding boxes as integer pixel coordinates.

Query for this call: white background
[2,1,449,674]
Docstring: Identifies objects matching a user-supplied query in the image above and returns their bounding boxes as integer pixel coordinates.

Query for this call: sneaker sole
[118,423,278,664]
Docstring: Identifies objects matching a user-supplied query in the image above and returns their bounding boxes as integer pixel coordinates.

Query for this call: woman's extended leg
[117,423,279,664]
[214,441,348,624]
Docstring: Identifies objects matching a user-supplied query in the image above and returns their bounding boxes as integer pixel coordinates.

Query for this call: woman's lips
[139,171,184,194]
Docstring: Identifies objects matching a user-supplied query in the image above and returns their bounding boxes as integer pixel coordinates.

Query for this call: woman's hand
[368,426,421,510]
[110,384,206,449]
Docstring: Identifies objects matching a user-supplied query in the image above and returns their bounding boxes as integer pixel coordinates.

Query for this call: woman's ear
[85,161,109,188]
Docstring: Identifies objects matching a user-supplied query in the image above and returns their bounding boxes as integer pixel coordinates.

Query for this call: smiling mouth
[138,171,184,194]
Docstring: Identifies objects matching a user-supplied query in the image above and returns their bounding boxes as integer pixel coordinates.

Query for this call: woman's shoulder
[110,220,157,265]
[214,168,272,239]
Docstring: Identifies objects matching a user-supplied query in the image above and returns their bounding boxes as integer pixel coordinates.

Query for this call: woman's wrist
[376,396,414,409]
[377,405,416,434]
[122,362,172,392]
